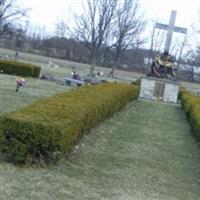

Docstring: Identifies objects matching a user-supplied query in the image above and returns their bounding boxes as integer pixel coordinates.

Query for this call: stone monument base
[139,77,180,103]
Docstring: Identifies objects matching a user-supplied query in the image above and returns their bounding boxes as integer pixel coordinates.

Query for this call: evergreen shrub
[0,83,139,165]
[180,90,200,141]
[0,60,41,77]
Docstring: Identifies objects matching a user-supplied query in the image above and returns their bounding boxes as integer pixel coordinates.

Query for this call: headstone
[163,83,179,103]
[140,78,156,100]
[64,77,84,87]
[40,73,55,81]
[139,77,180,103]
[82,76,101,85]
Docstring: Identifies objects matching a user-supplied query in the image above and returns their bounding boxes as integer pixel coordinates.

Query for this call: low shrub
[131,79,141,86]
[180,91,200,141]
[177,86,186,100]
[0,60,41,78]
[0,83,139,165]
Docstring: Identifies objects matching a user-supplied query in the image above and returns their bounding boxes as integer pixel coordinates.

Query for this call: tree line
[1,0,200,80]
[0,0,147,75]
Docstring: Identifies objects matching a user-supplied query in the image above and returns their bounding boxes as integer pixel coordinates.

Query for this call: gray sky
[20,0,200,32]
[141,0,200,27]
[19,0,200,53]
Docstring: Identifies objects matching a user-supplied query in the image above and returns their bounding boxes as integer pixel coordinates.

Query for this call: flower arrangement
[16,77,26,92]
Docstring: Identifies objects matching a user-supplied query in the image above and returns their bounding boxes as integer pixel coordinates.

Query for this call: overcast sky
[19,0,200,52]
[20,0,200,32]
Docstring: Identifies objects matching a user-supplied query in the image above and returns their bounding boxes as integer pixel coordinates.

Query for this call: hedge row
[180,90,200,141]
[0,83,139,165]
[0,60,41,77]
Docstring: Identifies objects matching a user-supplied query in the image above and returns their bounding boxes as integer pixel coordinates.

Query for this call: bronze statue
[147,50,176,80]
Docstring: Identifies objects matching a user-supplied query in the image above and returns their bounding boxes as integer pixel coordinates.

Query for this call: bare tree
[109,0,145,76]
[73,0,117,76]
[179,55,195,82]
[189,22,200,62]
[148,24,166,64]
[0,0,28,33]
[175,36,187,68]
[14,26,27,48]
[55,18,68,38]
[179,22,200,81]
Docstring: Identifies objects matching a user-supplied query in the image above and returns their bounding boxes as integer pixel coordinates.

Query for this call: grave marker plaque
[154,81,165,98]
[139,77,180,103]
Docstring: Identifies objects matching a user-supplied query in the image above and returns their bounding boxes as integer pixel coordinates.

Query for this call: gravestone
[163,82,179,103]
[64,77,84,87]
[40,73,55,81]
[139,77,179,103]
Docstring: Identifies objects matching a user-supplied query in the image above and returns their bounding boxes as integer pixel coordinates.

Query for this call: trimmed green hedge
[180,90,200,141]
[0,83,139,165]
[0,60,41,77]
[131,79,141,86]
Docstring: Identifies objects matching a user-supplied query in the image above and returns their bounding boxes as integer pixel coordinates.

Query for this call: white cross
[155,10,187,52]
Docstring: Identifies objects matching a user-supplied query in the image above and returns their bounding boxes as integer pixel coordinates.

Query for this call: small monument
[147,50,176,79]
[141,50,180,103]
[139,10,187,104]
[139,77,179,103]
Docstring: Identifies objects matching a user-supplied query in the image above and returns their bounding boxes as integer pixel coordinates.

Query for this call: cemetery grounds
[0,49,200,199]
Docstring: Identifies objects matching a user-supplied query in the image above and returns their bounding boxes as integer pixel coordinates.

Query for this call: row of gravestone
[41,72,180,104]
[40,72,108,86]
[40,70,180,104]
[0,52,19,60]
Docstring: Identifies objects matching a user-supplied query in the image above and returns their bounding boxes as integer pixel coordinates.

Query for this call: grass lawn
[1,48,200,92]
[0,48,142,81]
[0,48,200,199]
[0,100,200,200]
[0,74,69,114]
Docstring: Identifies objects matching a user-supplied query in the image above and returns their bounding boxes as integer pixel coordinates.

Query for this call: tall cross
[155,10,187,52]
